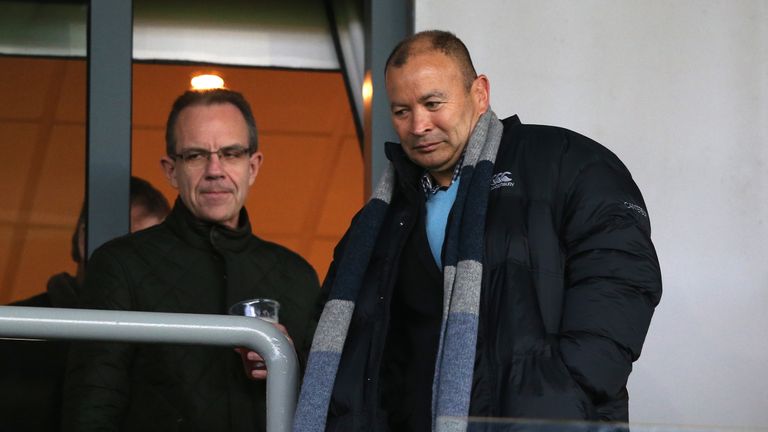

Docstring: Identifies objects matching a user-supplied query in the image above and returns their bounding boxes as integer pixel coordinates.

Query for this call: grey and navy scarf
[293,110,504,432]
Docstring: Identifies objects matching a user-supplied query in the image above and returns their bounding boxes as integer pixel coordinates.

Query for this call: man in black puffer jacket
[295,30,661,432]
[63,89,320,431]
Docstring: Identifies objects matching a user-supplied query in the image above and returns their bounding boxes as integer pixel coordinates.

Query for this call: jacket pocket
[499,348,596,421]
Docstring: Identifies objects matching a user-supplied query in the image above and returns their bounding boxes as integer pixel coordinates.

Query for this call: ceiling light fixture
[190,74,225,90]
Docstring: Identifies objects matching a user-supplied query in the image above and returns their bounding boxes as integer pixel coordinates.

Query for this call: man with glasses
[63,89,320,431]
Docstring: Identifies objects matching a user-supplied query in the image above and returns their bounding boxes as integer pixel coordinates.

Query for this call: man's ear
[472,74,491,113]
[160,156,179,189]
[248,151,264,186]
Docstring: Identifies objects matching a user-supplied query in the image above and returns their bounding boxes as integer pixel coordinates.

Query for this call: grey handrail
[0,305,298,432]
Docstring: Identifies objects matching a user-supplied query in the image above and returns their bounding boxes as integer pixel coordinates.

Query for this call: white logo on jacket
[624,201,648,218]
[490,171,515,190]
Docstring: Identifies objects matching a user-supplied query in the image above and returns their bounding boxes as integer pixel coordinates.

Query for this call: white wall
[416,0,768,428]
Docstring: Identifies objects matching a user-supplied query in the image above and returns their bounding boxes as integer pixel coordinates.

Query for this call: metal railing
[0,305,298,432]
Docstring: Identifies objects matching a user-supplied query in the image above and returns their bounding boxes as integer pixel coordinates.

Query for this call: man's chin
[420,160,454,174]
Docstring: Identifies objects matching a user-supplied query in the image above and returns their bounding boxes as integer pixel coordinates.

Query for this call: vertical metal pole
[363,0,413,195]
[325,0,365,147]
[86,0,132,257]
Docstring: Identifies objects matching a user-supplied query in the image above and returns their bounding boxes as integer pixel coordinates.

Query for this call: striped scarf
[293,110,504,432]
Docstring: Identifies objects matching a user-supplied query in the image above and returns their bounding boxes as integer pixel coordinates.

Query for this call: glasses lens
[180,150,207,167]
[176,147,250,168]
[219,147,249,162]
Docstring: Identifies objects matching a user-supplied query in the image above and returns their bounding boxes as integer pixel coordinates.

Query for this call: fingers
[246,350,263,361]
[237,324,295,381]
[242,352,267,381]
[250,366,268,380]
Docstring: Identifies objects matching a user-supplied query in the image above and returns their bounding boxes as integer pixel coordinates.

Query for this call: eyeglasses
[171,146,252,168]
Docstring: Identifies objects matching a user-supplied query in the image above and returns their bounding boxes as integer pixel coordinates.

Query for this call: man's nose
[203,153,225,177]
[410,109,433,136]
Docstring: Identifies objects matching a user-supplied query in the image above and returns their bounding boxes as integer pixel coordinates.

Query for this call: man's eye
[393,109,408,117]
[221,148,247,159]
[183,151,206,161]
[425,101,441,110]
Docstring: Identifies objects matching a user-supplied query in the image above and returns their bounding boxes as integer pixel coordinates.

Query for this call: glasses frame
[170,145,253,168]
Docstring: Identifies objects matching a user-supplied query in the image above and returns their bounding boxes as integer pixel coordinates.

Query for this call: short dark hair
[130,176,170,220]
[165,88,258,156]
[385,30,478,90]
[70,177,170,263]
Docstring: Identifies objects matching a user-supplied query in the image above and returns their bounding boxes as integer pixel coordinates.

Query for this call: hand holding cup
[228,299,291,380]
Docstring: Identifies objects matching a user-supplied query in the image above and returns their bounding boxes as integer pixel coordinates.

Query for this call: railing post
[0,306,298,432]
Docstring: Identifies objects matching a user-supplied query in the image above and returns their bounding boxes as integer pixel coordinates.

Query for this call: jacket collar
[164,197,254,253]
[501,114,521,133]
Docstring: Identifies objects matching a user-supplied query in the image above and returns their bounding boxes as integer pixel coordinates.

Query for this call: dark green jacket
[63,199,320,432]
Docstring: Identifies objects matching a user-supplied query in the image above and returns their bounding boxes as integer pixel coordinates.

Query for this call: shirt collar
[420,150,465,197]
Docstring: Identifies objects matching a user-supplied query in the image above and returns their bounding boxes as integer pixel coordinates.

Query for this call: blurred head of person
[129,176,171,232]
[71,176,170,284]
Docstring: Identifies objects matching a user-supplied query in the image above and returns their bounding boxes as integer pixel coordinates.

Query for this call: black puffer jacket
[63,200,320,432]
[324,115,662,430]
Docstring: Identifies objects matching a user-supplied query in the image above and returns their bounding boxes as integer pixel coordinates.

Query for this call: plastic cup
[229,298,280,373]
[228,298,280,323]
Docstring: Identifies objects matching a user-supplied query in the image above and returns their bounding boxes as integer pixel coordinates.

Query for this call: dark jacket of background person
[322,115,662,430]
[0,273,79,431]
[0,176,168,431]
[63,199,320,432]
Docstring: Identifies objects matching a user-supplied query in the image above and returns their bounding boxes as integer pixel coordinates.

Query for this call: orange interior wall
[0,57,86,304]
[0,57,363,303]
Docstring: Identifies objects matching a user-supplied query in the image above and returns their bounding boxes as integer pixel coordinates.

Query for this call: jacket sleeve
[62,246,135,431]
[557,153,662,407]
